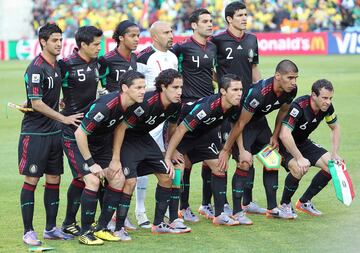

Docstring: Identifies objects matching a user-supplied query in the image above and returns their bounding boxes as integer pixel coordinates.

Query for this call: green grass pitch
[0,55,359,253]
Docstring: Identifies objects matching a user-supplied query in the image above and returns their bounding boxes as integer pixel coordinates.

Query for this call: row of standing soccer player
[18,1,341,247]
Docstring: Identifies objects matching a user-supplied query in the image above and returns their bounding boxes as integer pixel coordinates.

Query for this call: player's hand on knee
[64,113,84,127]
[172,150,184,165]
[218,149,230,171]
[90,164,104,178]
[165,158,174,179]
[107,159,122,179]
[296,157,310,173]
[239,150,253,166]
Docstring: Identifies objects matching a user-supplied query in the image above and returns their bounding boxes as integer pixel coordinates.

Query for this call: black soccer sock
[169,187,181,223]
[80,188,98,232]
[115,192,132,231]
[224,172,229,205]
[243,165,255,205]
[211,173,227,217]
[63,178,84,225]
[201,164,212,205]
[263,167,279,210]
[21,182,36,233]
[232,168,248,215]
[44,182,60,231]
[153,184,171,225]
[281,173,300,205]
[97,183,106,210]
[300,170,332,203]
[97,186,122,229]
[180,167,191,210]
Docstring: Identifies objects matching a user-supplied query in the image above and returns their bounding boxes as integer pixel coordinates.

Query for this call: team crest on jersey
[134,106,145,117]
[249,98,260,108]
[123,167,130,176]
[196,110,207,120]
[29,164,38,174]
[32,74,40,84]
[290,108,299,117]
[93,112,105,122]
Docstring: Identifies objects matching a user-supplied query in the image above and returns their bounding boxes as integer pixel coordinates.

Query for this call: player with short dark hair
[19,23,82,246]
[165,75,246,226]
[75,70,146,245]
[279,79,341,217]
[219,60,298,219]
[108,69,187,238]
[211,1,263,215]
[98,20,139,92]
[172,8,218,222]
[59,25,104,237]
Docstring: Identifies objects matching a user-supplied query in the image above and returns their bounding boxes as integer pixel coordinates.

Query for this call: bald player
[135,21,178,228]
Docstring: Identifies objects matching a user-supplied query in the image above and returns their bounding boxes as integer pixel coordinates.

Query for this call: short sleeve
[282,103,303,130]
[24,64,44,100]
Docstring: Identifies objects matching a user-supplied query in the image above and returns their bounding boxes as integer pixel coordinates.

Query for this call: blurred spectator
[31,0,360,37]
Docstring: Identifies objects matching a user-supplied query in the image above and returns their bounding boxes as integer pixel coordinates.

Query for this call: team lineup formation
[18,1,345,248]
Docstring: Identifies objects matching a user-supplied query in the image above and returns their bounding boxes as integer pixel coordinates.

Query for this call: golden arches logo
[310,36,325,51]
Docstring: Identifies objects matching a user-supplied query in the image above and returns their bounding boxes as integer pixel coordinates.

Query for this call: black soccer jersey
[180,94,240,137]
[124,91,181,137]
[98,49,137,92]
[21,54,62,135]
[80,91,127,137]
[243,77,297,122]
[59,49,99,117]
[282,95,337,143]
[211,30,259,92]
[172,37,216,100]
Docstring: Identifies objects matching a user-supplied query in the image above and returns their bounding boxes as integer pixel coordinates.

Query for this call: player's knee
[24,176,40,186]
[123,178,137,194]
[238,162,250,171]
[45,174,60,184]
[109,173,125,189]
[84,174,100,190]
[157,174,172,187]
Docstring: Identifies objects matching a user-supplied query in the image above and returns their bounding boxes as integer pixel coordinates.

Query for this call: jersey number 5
[77,69,86,82]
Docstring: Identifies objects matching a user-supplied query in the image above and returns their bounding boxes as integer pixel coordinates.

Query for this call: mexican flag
[328,160,355,206]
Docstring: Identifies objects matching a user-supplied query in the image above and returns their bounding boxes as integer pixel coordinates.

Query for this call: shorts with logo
[121,133,168,179]
[279,139,328,171]
[177,127,221,164]
[62,133,112,178]
[232,117,272,162]
[18,133,63,177]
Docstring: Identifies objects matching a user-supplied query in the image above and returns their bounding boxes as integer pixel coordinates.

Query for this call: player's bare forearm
[329,123,341,158]
[279,125,303,160]
[252,64,261,83]
[273,104,290,139]
[166,122,177,141]
[31,99,66,123]
[75,128,92,161]
[236,132,245,153]
[112,122,128,161]
[223,110,251,152]
[165,123,187,160]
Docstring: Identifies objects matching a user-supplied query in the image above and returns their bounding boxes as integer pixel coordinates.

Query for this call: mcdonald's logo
[310,36,325,51]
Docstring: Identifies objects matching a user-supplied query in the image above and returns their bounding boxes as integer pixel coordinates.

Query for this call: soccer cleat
[136,212,152,229]
[178,207,200,223]
[223,203,233,216]
[242,202,267,215]
[114,227,132,241]
[280,203,298,219]
[170,218,192,233]
[62,222,81,236]
[78,230,104,245]
[151,222,182,234]
[198,204,215,219]
[213,212,240,226]
[43,227,74,240]
[93,229,120,242]
[23,230,42,246]
[266,207,294,219]
[296,200,322,216]
[125,216,137,230]
[232,211,253,225]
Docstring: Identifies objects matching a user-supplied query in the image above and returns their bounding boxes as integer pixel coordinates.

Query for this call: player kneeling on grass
[165,74,249,226]
[279,79,341,216]
[19,23,84,246]
[74,71,145,245]
[109,69,189,238]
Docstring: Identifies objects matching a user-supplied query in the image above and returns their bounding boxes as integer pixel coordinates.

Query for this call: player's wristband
[85,157,95,167]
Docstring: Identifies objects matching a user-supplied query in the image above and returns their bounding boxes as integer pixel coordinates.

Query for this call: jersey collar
[116,48,132,62]
[191,36,207,50]
[226,29,245,42]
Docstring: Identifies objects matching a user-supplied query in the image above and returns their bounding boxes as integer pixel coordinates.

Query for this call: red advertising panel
[0,41,5,60]
[257,32,328,55]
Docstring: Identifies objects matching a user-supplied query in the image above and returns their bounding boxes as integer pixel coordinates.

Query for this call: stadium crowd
[32,0,360,37]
